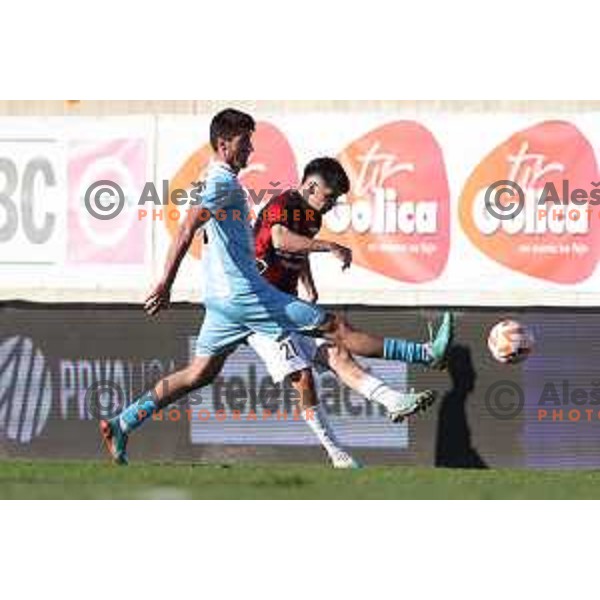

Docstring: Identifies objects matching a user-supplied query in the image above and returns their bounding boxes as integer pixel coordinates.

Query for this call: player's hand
[144,282,172,316]
[330,243,352,270]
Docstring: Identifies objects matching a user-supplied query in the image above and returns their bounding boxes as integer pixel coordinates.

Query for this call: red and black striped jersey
[253,190,322,295]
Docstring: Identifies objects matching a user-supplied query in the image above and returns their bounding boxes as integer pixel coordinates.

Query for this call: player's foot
[330,450,362,469]
[99,418,129,465]
[425,311,454,369]
[388,388,437,423]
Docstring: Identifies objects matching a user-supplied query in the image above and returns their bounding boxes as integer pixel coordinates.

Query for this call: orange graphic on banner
[460,120,600,284]
[319,121,450,283]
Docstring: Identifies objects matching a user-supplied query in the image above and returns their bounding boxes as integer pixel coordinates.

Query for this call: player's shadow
[435,344,488,469]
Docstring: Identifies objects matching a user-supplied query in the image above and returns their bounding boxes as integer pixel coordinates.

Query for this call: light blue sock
[383,338,431,365]
[117,391,159,434]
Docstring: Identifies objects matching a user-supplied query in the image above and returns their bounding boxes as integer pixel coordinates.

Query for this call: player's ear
[216,136,228,156]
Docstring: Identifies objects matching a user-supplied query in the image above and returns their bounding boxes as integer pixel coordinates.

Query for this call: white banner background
[3,113,600,305]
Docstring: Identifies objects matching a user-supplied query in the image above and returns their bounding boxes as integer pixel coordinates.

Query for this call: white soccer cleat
[388,388,437,423]
[330,450,362,469]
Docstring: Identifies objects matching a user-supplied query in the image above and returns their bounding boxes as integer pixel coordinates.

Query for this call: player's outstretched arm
[271,224,352,270]
[145,207,209,316]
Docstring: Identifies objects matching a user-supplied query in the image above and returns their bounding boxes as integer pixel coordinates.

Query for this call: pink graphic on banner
[67,139,147,264]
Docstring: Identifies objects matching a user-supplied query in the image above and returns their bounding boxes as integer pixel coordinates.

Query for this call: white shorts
[247,332,331,383]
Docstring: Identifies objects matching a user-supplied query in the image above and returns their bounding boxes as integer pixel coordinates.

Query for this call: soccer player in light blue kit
[100,109,453,465]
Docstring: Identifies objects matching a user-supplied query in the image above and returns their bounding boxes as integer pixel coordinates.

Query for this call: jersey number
[279,338,298,361]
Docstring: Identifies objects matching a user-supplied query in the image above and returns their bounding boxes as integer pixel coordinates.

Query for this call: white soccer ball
[487,319,534,364]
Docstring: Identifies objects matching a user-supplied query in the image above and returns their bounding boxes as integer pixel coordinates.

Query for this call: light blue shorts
[195,286,327,357]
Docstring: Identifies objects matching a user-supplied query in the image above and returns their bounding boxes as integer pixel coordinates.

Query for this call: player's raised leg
[319,311,454,369]
[250,330,436,426]
[254,286,454,400]
[317,342,437,423]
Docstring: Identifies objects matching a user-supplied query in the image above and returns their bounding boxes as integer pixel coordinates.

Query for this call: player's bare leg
[288,368,360,469]
[319,344,437,423]
[100,354,228,465]
[319,311,454,370]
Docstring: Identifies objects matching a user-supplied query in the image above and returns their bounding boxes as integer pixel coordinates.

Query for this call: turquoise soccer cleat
[426,311,454,369]
[100,418,129,465]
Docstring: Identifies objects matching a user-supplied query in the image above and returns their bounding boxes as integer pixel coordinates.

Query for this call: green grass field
[1,460,600,498]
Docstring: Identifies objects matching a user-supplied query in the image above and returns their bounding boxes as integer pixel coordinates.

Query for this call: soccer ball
[487,319,534,364]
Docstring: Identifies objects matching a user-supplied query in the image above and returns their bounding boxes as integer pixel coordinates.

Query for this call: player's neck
[213,156,239,174]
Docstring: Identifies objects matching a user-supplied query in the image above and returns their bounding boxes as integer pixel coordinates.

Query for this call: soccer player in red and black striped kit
[247,158,445,467]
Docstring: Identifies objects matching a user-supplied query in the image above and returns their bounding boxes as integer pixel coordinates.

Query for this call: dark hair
[302,157,350,197]
[210,108,256,151]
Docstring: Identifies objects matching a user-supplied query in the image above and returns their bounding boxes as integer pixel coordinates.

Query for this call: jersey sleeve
[199,169,242,213]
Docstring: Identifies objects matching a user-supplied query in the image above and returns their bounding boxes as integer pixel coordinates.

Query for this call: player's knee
[323,314,352,345]
[324,343,351,370]
[319,313,344,336]
[288,368,313,387]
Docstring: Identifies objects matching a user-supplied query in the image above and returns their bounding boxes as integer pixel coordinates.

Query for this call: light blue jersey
[195,161,326,356]
[200,162,263,300]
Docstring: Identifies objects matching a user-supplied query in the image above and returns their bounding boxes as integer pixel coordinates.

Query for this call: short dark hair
[210,108,256,151]
[302,157,350,197]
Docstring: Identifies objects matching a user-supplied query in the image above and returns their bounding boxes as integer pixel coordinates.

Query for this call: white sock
[357,373,407,412]
[302,405,344,458]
